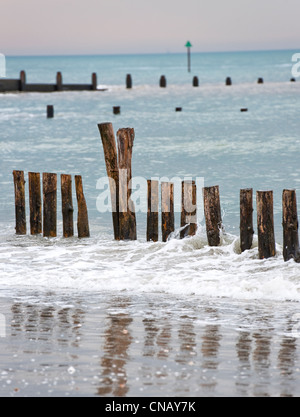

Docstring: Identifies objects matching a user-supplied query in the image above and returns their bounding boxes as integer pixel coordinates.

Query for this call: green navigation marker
[185,41,192,72]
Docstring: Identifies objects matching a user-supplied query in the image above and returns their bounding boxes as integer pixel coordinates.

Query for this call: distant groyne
[1,71,297,93]
[0,71,104,93]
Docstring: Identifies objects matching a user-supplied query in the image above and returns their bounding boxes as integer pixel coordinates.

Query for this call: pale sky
[1,0,299,55]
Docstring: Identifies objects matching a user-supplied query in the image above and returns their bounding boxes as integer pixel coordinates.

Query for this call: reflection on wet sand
[200,308,222,393]
[97,298,133,397]
[2,296,300,397]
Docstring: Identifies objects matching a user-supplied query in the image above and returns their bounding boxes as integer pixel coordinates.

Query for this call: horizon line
[4,47,299,58]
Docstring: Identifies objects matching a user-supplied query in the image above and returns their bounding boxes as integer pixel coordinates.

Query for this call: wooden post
[203,185,222,246]
[147,180,159,242]
[75,175,90,238]
[193,76,199,87]
[61,174,74,238]
[226,77,232,86]
[160,76,167,88]
[92,73,97,90]
[43,173,57,238]
[240,188,254,252]
[47,105,54,119]
[20,70,26,92]
[256,191,276,259]
[56,72,63,91]
[126,74,132,89]
[28,172,42,235]
[282,189,300,262]
[98,122,120,240]
[161,182,175,242]
[13,170,26,235]
[113,106,121,115]
[117,128,137,240]
[180,180,197,239]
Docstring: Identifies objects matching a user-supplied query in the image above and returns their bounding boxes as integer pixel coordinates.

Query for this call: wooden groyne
[95,124,300,263]
[0,71,104,93]
[1,71,296,93]
[13,171,89,238]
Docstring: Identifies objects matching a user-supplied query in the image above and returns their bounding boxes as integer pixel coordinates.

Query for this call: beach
[1,51,300,397]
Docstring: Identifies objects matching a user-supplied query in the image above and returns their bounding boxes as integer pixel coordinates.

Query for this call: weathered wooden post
[61,174,74,238]
[43,173,57,238]
[75,175,90,238]
[113,106,121,115]
[160,76,167,88]
[256,191,276,259]
[203,185,222,246]
[98,122,120,240]
[226,77,232,86]
[92,73,97,90]
[117,128,137,240]
[282,189,300,262]
[240,188,254,252]
[126,74,132,89]
[147,180,159,242]
[56,72,63,91]
[20,71,26,92]
[28,172,42,235]
[13,170,26,235]
[47,105,54,119]
[161,182,175,242]
[180,180,197,239]
[193,76,199,87]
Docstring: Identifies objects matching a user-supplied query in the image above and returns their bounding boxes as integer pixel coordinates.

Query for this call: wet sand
[0,289,299,397]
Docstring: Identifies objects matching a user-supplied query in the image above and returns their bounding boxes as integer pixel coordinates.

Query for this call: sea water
[1,51,300,397]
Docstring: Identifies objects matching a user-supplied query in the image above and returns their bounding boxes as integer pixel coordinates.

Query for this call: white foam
[1,227,300,302]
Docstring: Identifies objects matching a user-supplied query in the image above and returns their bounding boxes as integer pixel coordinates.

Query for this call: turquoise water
[1,50,300,397]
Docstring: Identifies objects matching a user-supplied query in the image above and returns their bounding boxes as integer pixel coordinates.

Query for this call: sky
[1,0,300,55]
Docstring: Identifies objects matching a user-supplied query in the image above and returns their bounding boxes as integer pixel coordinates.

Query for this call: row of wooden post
[125,75,296,89]
[98,123,300,262]
[13,171,90,238]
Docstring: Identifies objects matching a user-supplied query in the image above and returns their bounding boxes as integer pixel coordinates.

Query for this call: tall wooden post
[13,170,26,235]
[47,105,54,118]
[92,73,97,90]
[56,72,63,91]
[203,185,222,246]
[117,128,137,240]
[75,175,90,238]
[98,123,120,240]
[193,76,199,87]
[240,188,254,252]
[147,180,159,242]
[256,191,276,259]
[126,74,132,89]
[180,180,197,238]
[61,174,74,238]
[20,71,26,92]
[161,182,175,242]
[28,172,42,235]
[43,173,57,238]
[282,189,300,262]
[160,76,167,88]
